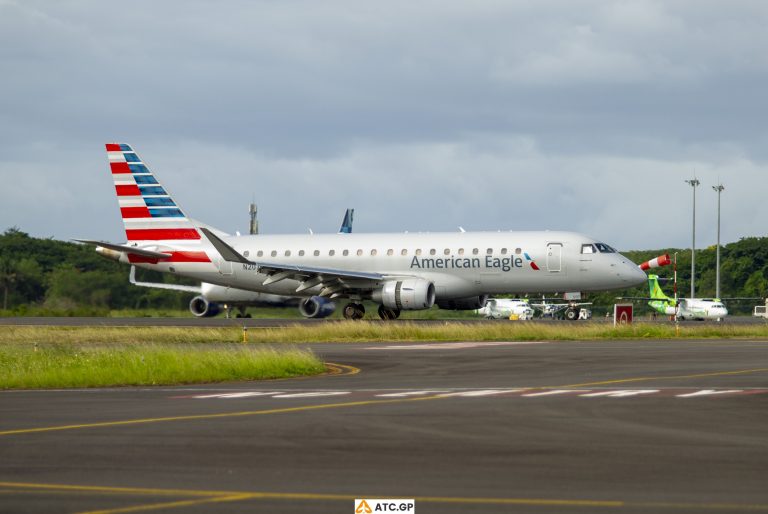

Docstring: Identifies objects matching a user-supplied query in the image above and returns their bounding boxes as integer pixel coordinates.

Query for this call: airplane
[124,208,356,318]
[476,298,535,319]
[78,144,646,320]
[646,274,728,321]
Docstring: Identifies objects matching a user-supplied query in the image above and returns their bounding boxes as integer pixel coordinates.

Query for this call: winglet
[199,228,253,265]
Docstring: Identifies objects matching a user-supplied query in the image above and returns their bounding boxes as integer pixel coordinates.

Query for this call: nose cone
[619,256,648,286]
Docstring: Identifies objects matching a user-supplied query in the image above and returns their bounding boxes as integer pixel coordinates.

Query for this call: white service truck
[753,299,768,318]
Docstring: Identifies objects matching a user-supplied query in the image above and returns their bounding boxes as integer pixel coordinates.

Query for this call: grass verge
[0,343,325,389]
[2,321,768,346]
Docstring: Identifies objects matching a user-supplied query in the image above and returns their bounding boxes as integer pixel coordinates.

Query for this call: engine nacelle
[373,279,435,310]
[189,296,221,317]
[298,296,336,318]
[436,295,489,310]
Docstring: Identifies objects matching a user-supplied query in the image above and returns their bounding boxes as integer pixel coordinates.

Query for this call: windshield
[595,243,616,253]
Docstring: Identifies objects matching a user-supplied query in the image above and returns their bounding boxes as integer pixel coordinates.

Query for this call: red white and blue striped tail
[106,143,202,244]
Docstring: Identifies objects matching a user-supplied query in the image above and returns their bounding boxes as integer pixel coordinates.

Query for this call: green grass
[2,321,768,347]
[0,343,325,389]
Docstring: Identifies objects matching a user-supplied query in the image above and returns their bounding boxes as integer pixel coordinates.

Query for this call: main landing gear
[377,305,401,320]
[342,303,366,320]
[342,303,402,320]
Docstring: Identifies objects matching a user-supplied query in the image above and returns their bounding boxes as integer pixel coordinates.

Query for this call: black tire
[343,304,358,320]
[565,308,577,321]
[377,305,401,320]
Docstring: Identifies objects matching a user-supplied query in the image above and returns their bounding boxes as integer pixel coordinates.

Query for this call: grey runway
[1,339,767,513]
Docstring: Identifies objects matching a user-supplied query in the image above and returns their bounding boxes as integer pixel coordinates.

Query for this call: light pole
[713,184,724,298]
[685,178,700,298]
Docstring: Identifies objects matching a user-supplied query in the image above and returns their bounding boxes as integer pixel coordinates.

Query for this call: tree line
[1,227,766,315]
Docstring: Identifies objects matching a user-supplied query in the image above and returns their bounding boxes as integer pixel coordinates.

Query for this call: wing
[200,228,389,297]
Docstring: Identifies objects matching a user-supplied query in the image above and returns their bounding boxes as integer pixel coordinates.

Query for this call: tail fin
[106,143,201,243]
[648,274,671,301]
[338,208,354,234]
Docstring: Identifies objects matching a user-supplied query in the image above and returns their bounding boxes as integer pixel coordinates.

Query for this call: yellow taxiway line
[1,481,767,513]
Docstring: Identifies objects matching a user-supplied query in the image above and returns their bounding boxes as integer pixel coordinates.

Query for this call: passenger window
[444,248,450,255]
[472,248,479,255]
[501,248,507,255]
[371,249,377,256]
[487,248,493,255]
[416,249,422,256]
[357,249,363,256]
[515,248,522,255]
[298,250,305,257]
[271,250,277,257]
[458,248,465,256]
[387,249,394,256]
[257,250,264,257]
[343,249,349,256]
[401,249,408,256]
[581,244,596,254]
[285,250,291,257]
[313,250,320,257]
[329,250,335,256]
[430,249,436,256]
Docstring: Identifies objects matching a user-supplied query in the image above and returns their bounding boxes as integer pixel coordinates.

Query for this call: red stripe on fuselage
[111,162,130,174]
[116,184,141,196]
[125,228,201,241]
[105,144,121,152]
[128,251,210,264]
[120,207,151,218]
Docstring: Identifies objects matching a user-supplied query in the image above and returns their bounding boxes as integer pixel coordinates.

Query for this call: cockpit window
[581,244,596,254]
[595,243,616,253]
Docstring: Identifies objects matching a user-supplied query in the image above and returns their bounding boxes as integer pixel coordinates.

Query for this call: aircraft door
[216,257,233,276]
[546,243,562,272]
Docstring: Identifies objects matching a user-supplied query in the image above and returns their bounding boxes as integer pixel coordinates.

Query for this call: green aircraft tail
[648,274,672,302]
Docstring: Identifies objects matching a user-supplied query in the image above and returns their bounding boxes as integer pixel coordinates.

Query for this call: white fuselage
[128,231,646,300]
[650,299,728,320]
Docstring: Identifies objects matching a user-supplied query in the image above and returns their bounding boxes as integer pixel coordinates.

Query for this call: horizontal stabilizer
[73,239,172,259]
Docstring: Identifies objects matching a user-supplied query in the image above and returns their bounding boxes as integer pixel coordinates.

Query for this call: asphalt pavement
[1,338,767,513]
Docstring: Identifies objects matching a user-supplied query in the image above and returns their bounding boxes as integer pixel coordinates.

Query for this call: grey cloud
[0,0,766,250]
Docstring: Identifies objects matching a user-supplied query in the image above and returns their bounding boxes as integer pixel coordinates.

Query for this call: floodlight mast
[713,184,724,299]
[685,178,700,298]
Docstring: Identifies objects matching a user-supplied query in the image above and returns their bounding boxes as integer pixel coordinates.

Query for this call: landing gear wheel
[343,303,365,320]
[377,305,401,320]
[565,308,577,321]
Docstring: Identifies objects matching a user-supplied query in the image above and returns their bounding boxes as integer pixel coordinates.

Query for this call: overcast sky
[1,0,767,250]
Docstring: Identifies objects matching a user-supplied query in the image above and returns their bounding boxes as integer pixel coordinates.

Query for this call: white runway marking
[521,389,591,397]
[365,341,549,350]
[675,389,744,398]
[180,388,766,400]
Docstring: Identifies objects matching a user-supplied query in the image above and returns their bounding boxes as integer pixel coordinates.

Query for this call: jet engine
[373,279,436,310]
[298,296,336,318]
[189,296,221,317]
[436,295,489,310]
